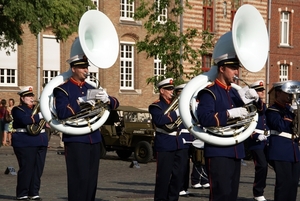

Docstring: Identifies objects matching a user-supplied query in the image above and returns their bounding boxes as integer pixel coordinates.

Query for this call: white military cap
[174,84,186,92]
[18,86,34,96]
[157,78,174,89]
[250,80,265,91]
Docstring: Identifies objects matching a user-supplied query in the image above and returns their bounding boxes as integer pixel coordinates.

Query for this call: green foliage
[133,0,214,89]
[0,0,95,52]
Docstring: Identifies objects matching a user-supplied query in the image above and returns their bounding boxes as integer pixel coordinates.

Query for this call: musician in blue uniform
[266,81,300,201]
[149,78,186,201]
[12,86,48,201]
[174,84,194,197]
[247,80,269,201]
[196,57,259,201]
[53,54,119,201]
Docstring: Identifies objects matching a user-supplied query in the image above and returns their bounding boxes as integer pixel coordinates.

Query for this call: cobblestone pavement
[0,134,299,201]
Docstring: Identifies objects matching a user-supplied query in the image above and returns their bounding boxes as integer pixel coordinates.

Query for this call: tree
[0,0,95,52]
[133,0,214,88]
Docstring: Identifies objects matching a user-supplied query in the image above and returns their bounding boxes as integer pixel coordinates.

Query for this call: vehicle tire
[116,150,132,160]
[134,141,153,164]
[100,141,107,159]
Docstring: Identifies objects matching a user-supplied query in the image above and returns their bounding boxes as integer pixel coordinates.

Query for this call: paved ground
[0,134,299,201]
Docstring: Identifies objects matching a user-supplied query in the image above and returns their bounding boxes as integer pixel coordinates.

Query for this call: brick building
[0,0,285,109]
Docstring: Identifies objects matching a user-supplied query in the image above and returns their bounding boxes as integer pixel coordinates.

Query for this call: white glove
[245,88,259,102]
[95,91,110,103]
[175,109,180,117]
[227,107,248,119]
[78,96,96,106]
[257,134,267,141]
[38,112,43,119]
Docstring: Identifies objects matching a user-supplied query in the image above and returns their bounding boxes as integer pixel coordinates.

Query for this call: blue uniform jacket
[53,77,119,144]
[196,79,245,159]
[265,101,300,162]
[11,104,48,147]
[248,100,269,150]
[149,96,185,152]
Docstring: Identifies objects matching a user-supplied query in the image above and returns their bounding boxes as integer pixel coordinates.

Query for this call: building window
[279,64,288,81]
[156,0,167,23]
[120,0,134,20]
[201,55,212,72]
[0,47,18,86]
[154,55,166,77]
[230,0,240,27]
[280,11,290,46]
[203,0,213,32]
[120,43,134,89]
[43,35,60,86]
[43,70,59,85]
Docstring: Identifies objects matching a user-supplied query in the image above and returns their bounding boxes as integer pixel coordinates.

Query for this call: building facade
[0,0,280,109]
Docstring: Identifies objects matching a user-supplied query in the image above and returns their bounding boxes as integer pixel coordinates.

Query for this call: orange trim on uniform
[69,77,85,87]
[111,97,118,109]
[214,113,220,127]
[67,104,76,115]
[31,116,35,123]
[215,79,231,90]
[283,117,293,122]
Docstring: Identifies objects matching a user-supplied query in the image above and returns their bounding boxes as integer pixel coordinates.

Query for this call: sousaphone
[40,10,119,135]
[178,5,269,146]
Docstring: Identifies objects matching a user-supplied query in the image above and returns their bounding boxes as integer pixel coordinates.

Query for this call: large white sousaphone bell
[178,4,269,146]
[40,10,119,135]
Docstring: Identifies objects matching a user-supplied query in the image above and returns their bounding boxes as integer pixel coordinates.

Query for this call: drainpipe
[37,32,41,98]
[266,0,271,105]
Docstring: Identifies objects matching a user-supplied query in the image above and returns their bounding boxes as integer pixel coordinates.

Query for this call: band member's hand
[257,134,267,141]
[227,107,248,119]
[175,109,180,117]
[245,88,259,102]
[95,91,109,103]
[78,96,96,106]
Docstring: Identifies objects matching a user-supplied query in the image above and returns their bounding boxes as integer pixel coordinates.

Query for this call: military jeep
[100,106,155,163]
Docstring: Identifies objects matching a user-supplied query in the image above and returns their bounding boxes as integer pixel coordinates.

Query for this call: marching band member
[247,80,269,201]
[196,56,259,201]
[12,86,48,200]
[266,81,300,201]
[174,84,194,197]
[53,55,119,201]
[149,78,186,201]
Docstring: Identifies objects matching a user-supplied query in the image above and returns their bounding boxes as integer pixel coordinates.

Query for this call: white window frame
[154,55,166,77]
[0,46,18,86]
[156,0,167,24]
[279,64,288,81]
[120,42,135,90]
[120,0,135,21]
[91,0,99,10]
[43,70,60,85]
[280,11,290,46]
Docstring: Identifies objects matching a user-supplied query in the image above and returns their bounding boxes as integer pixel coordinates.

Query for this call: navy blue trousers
[64,142,100,201]
[13,146,47,198]
[251,149,268,197]
[154,149,187,201]
[206,157,241,201]
[271,160,300,201]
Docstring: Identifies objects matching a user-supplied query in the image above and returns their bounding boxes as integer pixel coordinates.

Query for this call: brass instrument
[163,97,182,132]
[281,81,300,137]
[26,102,46,135]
